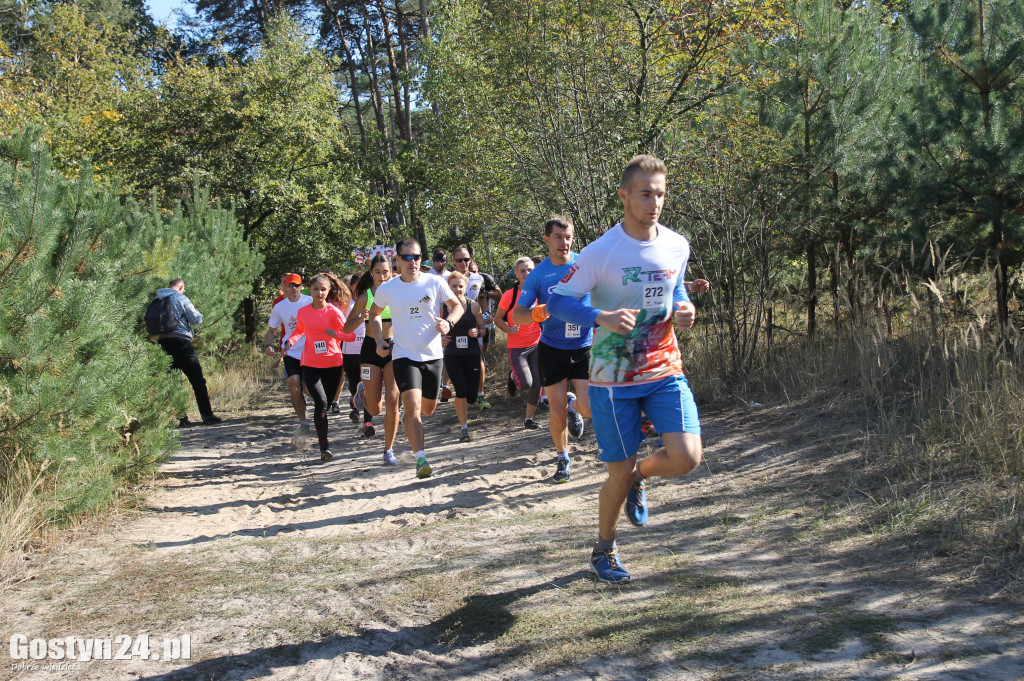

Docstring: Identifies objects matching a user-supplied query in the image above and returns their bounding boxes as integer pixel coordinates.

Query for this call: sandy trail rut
[3,395,1023,681]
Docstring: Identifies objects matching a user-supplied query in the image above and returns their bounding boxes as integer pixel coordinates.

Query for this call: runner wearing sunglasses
[366,238,464,479]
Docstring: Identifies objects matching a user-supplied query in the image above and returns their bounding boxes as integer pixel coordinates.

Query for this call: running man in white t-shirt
[367,238,464,479]
[263,272,314,433]
[548,155,702,584]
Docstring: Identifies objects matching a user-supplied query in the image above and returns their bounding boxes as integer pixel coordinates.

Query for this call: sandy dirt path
[3,390,1023,680]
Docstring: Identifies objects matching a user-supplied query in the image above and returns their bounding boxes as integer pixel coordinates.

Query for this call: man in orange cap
[264,273,313,432]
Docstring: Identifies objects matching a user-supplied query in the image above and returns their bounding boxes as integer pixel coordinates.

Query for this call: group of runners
[263,154,708,583]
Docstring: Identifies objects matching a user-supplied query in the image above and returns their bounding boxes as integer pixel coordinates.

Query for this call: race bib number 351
[565,323,581,339]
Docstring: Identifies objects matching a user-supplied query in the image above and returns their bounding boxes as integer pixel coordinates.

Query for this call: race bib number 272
[643,284,667,310]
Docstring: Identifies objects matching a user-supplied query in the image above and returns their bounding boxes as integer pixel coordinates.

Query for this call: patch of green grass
[454,569,776,670]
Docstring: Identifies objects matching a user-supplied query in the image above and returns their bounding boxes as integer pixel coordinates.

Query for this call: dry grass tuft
[190,346,280,416]
[681,271,1024,584]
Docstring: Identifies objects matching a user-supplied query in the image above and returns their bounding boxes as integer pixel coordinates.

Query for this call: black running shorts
[392,357,443,399]
[283,355,303,379]
[537,341,591,387]
[359,334,393,369]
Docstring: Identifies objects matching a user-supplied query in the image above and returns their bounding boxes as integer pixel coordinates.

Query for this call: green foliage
[106,13,373,286]
[669,100,791,380]
[0,3,152,175]
[899,0,1024,330]
[157,184,265,346]
[0,131,260,541]
[424,0,791,250]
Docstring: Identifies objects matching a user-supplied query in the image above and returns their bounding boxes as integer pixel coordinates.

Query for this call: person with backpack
[150,278,221,426]
[495,256,542,430]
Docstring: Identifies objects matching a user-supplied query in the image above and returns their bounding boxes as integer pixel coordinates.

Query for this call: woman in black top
[442,271,487,442]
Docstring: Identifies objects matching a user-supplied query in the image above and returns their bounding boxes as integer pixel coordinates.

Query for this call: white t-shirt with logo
[553,223,690,385]
[372,275,456,361]
[268,295,313,359]
[464,272,485,302]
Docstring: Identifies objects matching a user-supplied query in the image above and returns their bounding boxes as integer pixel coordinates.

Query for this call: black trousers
[158,337,214,419]
[302,365,343,451]
[444,353,480,403]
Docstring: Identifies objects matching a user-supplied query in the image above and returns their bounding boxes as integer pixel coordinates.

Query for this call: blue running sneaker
[553,457,571,483]
[590,548,630,583]
[626,479,648,526]
[383,449,397,465]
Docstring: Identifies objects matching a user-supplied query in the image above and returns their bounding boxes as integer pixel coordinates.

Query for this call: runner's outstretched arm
[366,303,386,355]
[547,292,598,328]
[342,293,370,334]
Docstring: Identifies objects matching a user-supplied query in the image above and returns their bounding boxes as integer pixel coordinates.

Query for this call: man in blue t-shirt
[512,216,593,483]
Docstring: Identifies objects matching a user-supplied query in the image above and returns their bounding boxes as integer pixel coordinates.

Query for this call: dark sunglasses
[399,253,422,262]
[454,257,471,263]
[433,256,446,262]
[287,283,302,288]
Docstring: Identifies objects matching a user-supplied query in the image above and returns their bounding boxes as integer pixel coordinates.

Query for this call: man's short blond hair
[620,154,668,189]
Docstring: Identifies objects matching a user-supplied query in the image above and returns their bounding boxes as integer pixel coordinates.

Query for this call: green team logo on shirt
[622,267,678,285]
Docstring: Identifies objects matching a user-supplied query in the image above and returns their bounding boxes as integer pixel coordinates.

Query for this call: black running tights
[302,365,343,451]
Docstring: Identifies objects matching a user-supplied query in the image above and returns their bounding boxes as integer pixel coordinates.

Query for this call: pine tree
[0,130,260,550]
[753,0,910,336]
[901,0,1024,338]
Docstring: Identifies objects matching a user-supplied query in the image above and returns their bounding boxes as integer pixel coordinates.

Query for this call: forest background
[1,0,1022,585]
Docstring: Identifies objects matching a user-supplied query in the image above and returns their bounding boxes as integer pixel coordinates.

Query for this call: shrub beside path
[3,390,1023,680]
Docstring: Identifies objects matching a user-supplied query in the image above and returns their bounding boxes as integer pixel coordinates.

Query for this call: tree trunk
[807,241,817,340]
[243,296,257,342]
